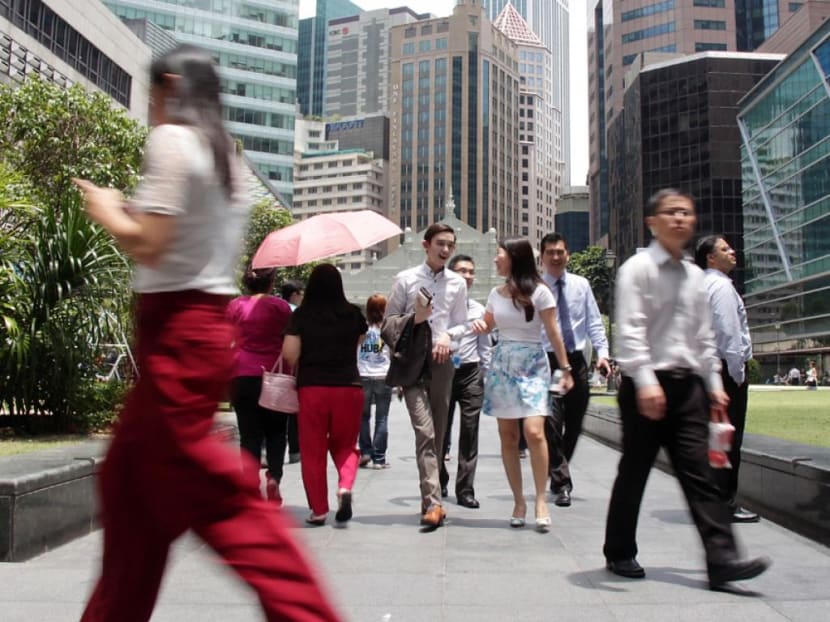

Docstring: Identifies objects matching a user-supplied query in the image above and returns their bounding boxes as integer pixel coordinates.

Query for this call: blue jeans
[359,377,392,464]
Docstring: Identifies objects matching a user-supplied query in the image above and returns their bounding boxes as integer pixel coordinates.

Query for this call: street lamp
[775,322,782,383]
[605,249,617,391]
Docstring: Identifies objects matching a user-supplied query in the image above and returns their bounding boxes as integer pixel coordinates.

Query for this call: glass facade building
[608,53,781,288]
[104,0,299,200]
[738,18,830,373]
[296,0,361,117]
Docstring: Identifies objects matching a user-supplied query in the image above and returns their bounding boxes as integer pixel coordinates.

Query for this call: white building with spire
[493,2,558,246]
[487,0,570,185]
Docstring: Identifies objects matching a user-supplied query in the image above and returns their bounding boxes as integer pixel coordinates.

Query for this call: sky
[298,0,589,187]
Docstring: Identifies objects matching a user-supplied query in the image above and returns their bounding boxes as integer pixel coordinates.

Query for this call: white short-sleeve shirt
[486,283,555,342]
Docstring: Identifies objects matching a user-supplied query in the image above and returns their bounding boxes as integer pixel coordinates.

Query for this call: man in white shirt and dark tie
[695,235,759,524]
[540,233,610,507]
[603,188,769,590]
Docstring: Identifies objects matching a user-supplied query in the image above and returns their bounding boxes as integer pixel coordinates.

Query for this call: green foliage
[567,246,614,314]
[0,78,144,432]
[747,358,762,385]
[239,198,317,291]
[0,78,146,207]
[68,378,129,433]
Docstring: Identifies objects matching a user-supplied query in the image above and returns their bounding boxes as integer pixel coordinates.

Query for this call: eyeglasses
[655,208,695,218]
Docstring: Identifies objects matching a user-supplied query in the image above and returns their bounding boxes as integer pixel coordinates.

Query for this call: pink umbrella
[252,210,402,268]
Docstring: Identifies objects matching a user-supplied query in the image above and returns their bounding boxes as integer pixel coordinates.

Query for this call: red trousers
[297,386,363,515]
[80,292,342,622]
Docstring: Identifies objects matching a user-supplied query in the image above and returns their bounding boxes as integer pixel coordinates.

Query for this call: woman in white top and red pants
[75,45,341,622]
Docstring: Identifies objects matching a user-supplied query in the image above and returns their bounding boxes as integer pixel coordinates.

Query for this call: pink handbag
[258,356,299,414]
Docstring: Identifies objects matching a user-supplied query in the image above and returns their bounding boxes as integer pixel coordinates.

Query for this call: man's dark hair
[694,234,723,270]
[423,223,455,243]
[241,266,276,294]
[448,254,474,271]
[540,232,568,253]
[645,188,694,217]
[280,279,304,300]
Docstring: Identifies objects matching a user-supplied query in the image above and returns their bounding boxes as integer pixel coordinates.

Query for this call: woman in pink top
[227,266,293,505]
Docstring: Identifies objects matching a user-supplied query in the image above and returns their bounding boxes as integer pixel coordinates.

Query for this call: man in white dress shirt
[603,188,769,589]
[540,233,610,507]
[385,223,468,529]
[695,235,759,523]
[439,255,491,509]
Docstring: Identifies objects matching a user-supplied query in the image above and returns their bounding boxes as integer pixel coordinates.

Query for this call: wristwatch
[561,365,573,372]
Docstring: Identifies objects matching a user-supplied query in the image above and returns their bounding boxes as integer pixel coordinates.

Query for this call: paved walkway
[2,399,829,621]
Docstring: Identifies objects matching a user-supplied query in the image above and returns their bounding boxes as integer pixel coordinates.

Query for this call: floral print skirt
[483,341,552,419]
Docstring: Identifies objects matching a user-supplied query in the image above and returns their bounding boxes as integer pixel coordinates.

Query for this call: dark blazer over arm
[381,313,432,388]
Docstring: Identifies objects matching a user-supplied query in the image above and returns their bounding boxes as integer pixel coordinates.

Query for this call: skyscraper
[487,0,569,185]
[325,7,426,118]
[296,0,362,117]
[104,0,300,201]
[736,0,801,50]
[388,0,521,234]
[493,2,557,244]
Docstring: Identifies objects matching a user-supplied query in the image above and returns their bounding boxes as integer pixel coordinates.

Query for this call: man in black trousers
[603,188,769,590]
[695,235,759,523]
[539,233,610,507]
[440,255,490,508]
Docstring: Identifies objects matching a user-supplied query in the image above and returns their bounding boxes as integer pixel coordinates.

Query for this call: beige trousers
[403,358,455,512]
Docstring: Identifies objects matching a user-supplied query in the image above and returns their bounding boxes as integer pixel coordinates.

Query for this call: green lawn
[0,435,88,458]
[589,389,830,448]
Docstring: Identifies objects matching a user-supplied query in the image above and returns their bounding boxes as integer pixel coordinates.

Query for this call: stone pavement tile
[326,572,444,607]
[768,600,830,622]
[444,570,599,606]
[339,605,442,622]
[3,602,85,622]
[607,602,790,622]
[148,603,264,622]
[441,605,617,622]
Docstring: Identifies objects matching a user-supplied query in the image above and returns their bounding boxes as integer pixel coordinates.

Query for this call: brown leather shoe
[420,504,445,528]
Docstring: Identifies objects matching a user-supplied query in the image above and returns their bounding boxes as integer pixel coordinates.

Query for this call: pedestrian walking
[358,294,393,469]
[282,264,368,526]
[539,233,610,507]
[695,235,759,523]
[227,266,294,506]
[74,44,342,622]
[383,223,468,529]
[603,188,770,590]
[439,254,492,508]
[472,239,574,532]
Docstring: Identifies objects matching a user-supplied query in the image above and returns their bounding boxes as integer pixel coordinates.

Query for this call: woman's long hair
[297,264,357,320]
[501,238,542,322]
[150,45,234,197]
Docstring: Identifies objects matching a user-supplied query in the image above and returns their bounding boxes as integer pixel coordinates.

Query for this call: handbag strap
[268,355,296,376]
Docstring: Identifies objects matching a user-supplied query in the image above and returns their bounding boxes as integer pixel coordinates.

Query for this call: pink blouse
[227,295,292,378]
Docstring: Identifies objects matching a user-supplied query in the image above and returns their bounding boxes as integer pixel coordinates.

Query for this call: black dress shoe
[606,558,646,579]
[441,485,448,498]
[708,556,771,590]
[457,494,480,509]
[731,507,760,523]
[554,489,571,507]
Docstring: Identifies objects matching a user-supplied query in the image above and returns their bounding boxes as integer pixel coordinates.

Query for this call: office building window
[621,0,675,22]
[695,42,728,51]
[622,22,676,43]
[693,0,725,6]
[694,20,727,30]
[402,43,415,55]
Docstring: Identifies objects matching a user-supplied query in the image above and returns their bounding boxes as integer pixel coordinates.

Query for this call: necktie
[556,278,575,352]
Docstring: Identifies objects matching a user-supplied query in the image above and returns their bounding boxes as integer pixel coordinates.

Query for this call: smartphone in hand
[417,286,433,307]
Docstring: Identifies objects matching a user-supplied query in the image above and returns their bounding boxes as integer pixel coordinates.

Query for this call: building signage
[327,119,365,132]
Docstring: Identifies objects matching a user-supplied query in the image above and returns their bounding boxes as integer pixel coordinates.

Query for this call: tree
[567,246,614,314]
[239,199,317,290]
[0,79,146,207]
[0,79,145,431]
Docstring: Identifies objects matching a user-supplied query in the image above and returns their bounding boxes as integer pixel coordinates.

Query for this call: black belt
[456,362,479,371]
[655,368,694,380]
